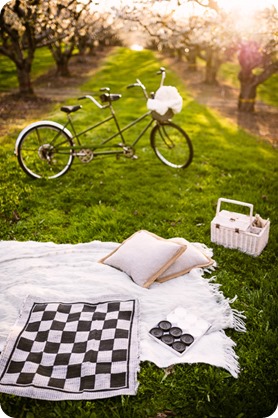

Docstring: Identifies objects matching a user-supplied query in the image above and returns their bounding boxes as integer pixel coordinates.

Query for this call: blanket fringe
[197,244,246,334]
[192,242,213,256]
[231,309,246,332]
[220,332,241,378]
[205,277,246,333]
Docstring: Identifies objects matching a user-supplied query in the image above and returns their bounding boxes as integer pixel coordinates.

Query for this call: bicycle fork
[158,125,175,149]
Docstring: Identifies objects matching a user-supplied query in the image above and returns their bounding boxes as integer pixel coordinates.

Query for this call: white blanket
[0,240,246,378]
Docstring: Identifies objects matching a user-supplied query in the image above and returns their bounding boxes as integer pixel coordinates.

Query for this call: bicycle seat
[60,105,82,114]
[100,93,122,103]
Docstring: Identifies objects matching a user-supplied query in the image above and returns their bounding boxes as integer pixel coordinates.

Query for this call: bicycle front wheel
[150,122,193,169]
[16,122,74,179]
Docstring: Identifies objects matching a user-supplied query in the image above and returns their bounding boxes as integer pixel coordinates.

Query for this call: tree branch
[254,61,278,86]
[192,0,219,11]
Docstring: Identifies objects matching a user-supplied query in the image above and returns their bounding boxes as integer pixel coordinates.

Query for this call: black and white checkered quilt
[0,296,139,400]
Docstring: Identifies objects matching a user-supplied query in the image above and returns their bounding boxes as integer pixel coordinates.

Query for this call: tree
[46,0,123,75]
[237,7,278,112]
[46,0,91,77]
[82,7,123,54]
[0,0,85,94]
[0,0,124,95]
[173,2,236,84]
[117,0,231,84]
[0,0,47,96]
[192,11,235,84]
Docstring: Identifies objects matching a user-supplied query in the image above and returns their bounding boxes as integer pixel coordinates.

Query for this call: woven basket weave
[211,198,270,257]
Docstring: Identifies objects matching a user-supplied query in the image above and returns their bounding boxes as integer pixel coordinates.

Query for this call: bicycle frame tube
[66,114,114,146]
[100,110,155,148]
[64,107,155,151]
[126,114,155,147]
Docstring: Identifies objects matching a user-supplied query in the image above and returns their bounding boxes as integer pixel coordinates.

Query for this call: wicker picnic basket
[211,198,270,257]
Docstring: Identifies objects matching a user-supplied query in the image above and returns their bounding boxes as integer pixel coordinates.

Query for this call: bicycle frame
[15,67,193,179]
[60,102,156,157]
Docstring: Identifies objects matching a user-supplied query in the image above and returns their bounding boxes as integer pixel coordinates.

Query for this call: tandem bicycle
[15,67,193,180]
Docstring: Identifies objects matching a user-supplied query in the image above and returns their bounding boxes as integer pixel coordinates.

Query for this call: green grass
[0,47,55,92]
[0,47,277,418]
[219,61,278,107]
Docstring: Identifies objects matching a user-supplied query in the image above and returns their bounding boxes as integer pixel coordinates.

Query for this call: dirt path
[166,56,278,148]
[1,49,277,147]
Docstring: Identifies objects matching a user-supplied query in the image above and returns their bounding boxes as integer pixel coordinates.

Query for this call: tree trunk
[205,63,219,84]
[77,36,88,58]
[237,61,278,112]
[186,48,198,72]
[16,61,35,97]
[55,59,71,77]
[49,43,73,77]
[88,45,96,56]
[238,71,257,112]
[204,49,221,85]
[176,48,183,61]
[0,0,38,97]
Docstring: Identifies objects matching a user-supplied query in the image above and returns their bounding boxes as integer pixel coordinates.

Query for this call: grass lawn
[0,47,277,418]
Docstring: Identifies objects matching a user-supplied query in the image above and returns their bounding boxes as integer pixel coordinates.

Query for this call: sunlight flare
[217,0,276,13]
[130,44,144,51]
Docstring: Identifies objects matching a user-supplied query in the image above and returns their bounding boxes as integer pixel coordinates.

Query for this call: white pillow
[156,237,214,283]
[98,230,186,288]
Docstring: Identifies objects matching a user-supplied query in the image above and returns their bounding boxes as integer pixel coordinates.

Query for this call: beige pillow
[156,237,214,283]
[99,230,186,288]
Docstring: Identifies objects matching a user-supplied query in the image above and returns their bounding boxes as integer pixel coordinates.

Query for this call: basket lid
[212,210,252,231]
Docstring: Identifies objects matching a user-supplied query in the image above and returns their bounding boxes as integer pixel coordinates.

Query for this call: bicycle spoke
[159,126,175,149]
[17,124,74,179]
[150,122,193,169]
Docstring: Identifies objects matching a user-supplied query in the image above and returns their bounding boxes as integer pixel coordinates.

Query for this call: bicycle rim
[150,122,193,169]
[17,125,74,179]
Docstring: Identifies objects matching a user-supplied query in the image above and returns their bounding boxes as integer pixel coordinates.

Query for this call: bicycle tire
[150,121,193,169]
[15,121,74,179]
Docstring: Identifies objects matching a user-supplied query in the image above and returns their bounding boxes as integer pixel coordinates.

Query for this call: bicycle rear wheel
[150,122,193,169]
[16,122,74,179]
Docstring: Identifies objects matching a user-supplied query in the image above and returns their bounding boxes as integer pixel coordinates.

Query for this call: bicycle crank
[77,149,94,163]
[122,145,136,158]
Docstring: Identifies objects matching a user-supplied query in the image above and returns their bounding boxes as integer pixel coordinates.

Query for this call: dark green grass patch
[0,47,277,418]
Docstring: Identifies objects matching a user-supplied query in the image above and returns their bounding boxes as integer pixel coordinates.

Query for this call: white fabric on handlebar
[147,86,183,116]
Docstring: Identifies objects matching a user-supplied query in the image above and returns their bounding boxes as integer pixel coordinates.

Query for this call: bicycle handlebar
[126,79,148,99]
[157,67,166,87]
[78,95,107,109]
[126,67,166,98]
[157,67,165,75]
[127,83,140,89]
[78,67,167,107]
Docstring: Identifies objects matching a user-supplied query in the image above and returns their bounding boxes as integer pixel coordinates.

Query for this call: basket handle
[216,198,254,225]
